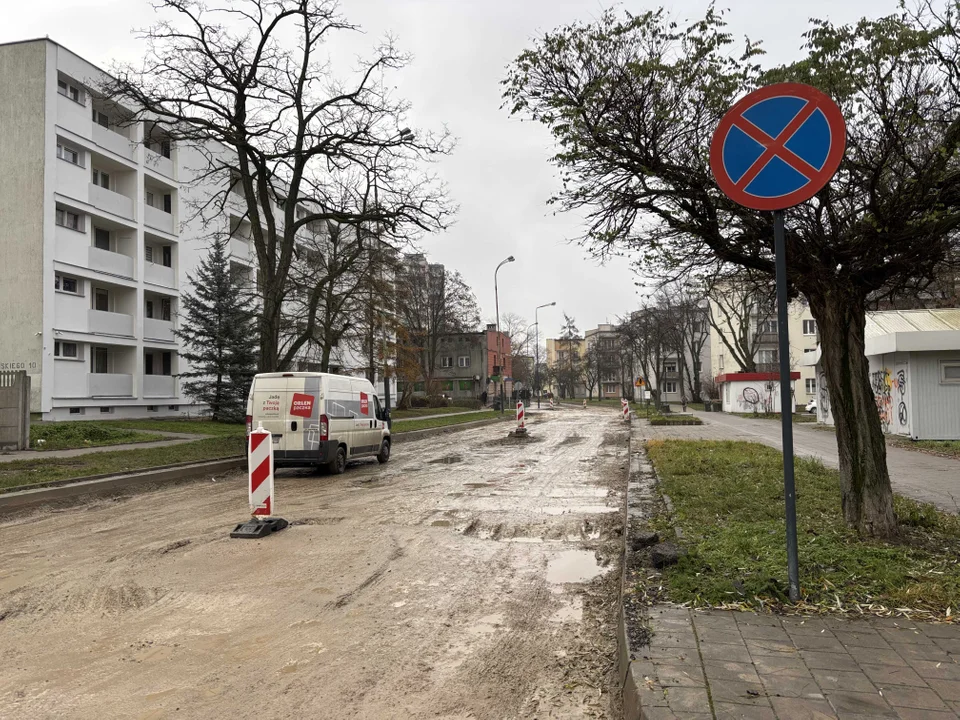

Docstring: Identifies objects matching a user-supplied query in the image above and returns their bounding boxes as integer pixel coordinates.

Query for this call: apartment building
[708,292,820,408]
[584,324,623,399]
[0,39,235,419]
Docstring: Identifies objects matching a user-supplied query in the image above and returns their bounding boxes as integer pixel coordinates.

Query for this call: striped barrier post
[517,401,525,431]
[231,423,288,538]
[549,397,554,410]
[621,398,630,421]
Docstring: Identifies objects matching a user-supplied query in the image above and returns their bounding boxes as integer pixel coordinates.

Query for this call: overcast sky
[4,0,900,339]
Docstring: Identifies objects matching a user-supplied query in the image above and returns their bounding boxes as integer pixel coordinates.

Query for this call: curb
[0,457,245,512]
[0,414,521,511]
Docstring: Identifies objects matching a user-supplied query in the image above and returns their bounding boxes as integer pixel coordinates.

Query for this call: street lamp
[494,255,515,415]
[372,127,415,423]
[534,301,556,409]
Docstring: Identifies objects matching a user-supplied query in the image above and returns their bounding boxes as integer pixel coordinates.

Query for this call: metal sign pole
[774,210,800,602]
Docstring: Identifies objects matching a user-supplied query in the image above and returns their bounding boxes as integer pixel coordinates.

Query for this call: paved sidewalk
[636,606,960,719]
[0,432,205,464]
[639,412,960,512]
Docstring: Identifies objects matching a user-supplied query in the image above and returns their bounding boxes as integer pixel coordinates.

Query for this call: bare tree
[704,274,777,374]
[581,343,601,399]
[106,0,453,372]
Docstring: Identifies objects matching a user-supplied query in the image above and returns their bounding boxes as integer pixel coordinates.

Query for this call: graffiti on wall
[896,369,908,428]
[738,383,778,413]
[818,371,830,421]
[871,368,893,432]
[741,386,760,411]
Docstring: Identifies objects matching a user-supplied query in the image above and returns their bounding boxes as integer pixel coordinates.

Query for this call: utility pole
[534,301,556,409]
[494,256,515,414]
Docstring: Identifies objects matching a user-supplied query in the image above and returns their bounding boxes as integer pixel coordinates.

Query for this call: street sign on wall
[709,83,846,211]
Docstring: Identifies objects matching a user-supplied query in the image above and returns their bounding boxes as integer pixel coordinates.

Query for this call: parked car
[805,398,817,414]
[246,372,391,474]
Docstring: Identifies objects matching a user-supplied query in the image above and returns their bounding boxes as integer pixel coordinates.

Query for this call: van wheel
[377,440,391,464]
[328,446,347,475]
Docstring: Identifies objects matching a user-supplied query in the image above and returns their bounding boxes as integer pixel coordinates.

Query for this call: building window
[160,140,171,159]
[665,362,678,374]
[54,341,79,359]
[805,378,817,394]
[147,405,159,412]
[757,349,778,364]
[94,288,109,312]
[94,227,111,251]
[92,347,109,374]
[803,319,817,336]
[162,245,172,268]
[145,300,154,319]
[161,298,171,321]
[759,318,778,334]
[442,380,454,392]
[69,407,83,415]
[168,405,177,411]
[441,356,453,369]
[145,246,154,263]
[56,143,81,166]
[92,168,110,189]
[56,208,83,231]
[941,361,960,384]
[55,273,79,294]
[458,380,472,391]
[145,191,155,207]
[664,381,678,394]
[458,355,470,368]
[92,108,109,128]
[57,77,84,104]
[99,406,113,414]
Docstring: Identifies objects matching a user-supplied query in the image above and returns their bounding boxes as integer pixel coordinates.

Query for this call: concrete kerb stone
[0,415,520,513]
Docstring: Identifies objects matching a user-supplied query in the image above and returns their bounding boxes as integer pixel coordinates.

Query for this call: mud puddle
[429,455,462,464]
[546,550,606,584]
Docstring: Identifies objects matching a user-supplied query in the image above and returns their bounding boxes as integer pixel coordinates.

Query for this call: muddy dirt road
[0,408,628,720]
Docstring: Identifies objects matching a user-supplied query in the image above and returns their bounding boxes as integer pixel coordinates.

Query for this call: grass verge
[645,439,960,619]
[648,415,703,426]
[886,436,960,460]
[29,423,164,451]
[392,411,504,434]
[391,406,485,420]
[0,436,245,491]
[731,412,818,424]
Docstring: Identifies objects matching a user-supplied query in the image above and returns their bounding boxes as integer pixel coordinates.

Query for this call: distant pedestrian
[681,395,688,412]
[582,399,587,409]
[481,390,488,406]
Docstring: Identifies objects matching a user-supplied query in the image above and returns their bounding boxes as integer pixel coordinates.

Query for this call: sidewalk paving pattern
[642,411,960,512]
[637,606,960,719]
[0,432,206,464]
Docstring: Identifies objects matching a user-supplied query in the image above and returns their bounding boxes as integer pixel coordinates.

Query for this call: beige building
[545,336,586,398]
[709,291,820,408]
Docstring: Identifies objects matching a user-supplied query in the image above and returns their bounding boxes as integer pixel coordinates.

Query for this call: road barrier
[231,423,287,539]
[621,398,630,421]
[517,401,525,431]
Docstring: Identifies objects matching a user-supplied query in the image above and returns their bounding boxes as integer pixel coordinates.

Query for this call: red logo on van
[290,393,315,418]
[360,392,369,416]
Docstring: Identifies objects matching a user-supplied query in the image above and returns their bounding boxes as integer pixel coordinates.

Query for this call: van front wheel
[328,446,347,475]
[377,440,391,464]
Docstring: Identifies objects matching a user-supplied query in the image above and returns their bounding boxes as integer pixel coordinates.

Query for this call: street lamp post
[372,127,413,423]
[494,256,515,415]
[534,301,556,409]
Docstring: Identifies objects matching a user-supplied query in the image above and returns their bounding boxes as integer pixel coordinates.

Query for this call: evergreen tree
[176,238,259,422]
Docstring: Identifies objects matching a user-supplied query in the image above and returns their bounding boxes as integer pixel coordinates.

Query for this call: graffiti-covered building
[807,309,960,440]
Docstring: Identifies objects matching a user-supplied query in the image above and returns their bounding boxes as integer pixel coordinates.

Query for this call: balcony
[56,93,91,139]
[54,224,89,267]
[229,236,252,261]
[88,373,134,398]
[145,149,175,180]
[144,317,175,342]
[144,262,176,288]
[88,309,134,337]
[88,246,134,279]
[89,184,134,220]
[92,124,135,162]
[144,205,174,234]
[143,375,177,398]
[758,332,779,344]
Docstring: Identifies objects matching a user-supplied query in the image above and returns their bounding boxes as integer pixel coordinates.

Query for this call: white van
[245,372,391,474]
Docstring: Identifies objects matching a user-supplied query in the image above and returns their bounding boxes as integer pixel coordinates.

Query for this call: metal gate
[0,371,31,450]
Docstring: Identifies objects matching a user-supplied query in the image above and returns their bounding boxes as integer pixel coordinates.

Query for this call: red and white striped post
[549,397,555,410]
[621,398,630,421]
[517,400,525,431]
[231,423,288,538]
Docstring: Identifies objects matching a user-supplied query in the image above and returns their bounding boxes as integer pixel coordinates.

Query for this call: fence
[0,371,31,450]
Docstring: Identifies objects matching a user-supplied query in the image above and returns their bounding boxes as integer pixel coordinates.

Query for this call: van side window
[373,396,383,421]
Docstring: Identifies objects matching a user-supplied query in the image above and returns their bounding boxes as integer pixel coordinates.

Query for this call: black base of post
[230,517,289,539]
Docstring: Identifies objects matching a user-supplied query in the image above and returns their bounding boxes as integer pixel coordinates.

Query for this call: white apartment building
[0,38,248,420]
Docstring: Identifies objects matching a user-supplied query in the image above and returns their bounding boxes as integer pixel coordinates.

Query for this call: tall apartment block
[0,38,232,420]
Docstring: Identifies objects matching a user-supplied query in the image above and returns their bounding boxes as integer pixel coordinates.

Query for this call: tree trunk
[260,292,282,372]
[808,289,897,538]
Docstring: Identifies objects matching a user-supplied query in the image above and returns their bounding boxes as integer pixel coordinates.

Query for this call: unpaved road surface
[0,408,628,719]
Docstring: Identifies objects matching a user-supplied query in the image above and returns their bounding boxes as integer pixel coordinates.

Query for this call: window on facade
[160,140,171,159]
[664,381,678,394]
[92,168,110,189]
[803,319,817,335]
[58,78,83,103]
[54,341,79,359]
[147,405,159,412]
[805,378,817,394]
[55,274,79,294]
[145,191,155,207]
[941,361,960,384]
[162,351,172,375]
[56,143,80,165]
[442,380,454,392]
[145,300,154,319]
[163,193,172,213]
[56,208,82,231]
[458,355,470,368]
[459,380,472,391]
[69,407,83,415]
[145,246,154,263]
[718,353,724,371]
[92,347,109,374]
[758,349,778,364]
[145,353,154,375]
[94,288,109,312]
[665,362,677,373]
[99,406,113,414]
[759,318,778,334]
[441,356,453,368]
[161,298,171,321]
[92,109,109,128]
[162,245,172,268]
[94,227,111,251]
